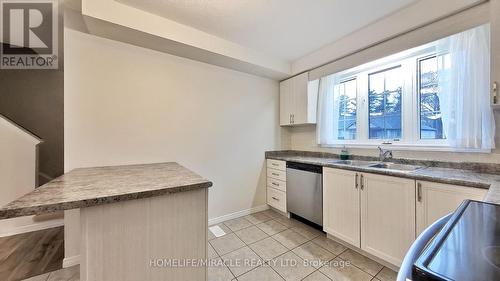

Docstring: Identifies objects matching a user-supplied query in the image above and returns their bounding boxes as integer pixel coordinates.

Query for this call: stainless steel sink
[368,162,423,172]
[330,160,377,166]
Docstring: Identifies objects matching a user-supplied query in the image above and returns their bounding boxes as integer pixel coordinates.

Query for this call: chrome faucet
[378,146,393,162]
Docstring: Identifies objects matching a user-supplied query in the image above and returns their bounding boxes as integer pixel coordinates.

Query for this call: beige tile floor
[208,209,398,281]
[22,209,398,281]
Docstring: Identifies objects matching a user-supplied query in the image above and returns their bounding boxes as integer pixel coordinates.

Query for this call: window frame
[335,77,358,141]
[413,54,448,147]
[367,64,405,142]
[324,45,453,149]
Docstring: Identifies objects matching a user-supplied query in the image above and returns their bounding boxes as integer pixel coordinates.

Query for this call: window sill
[321,143,492,153]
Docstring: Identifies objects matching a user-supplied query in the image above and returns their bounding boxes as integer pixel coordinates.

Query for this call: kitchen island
[0,162,212,281]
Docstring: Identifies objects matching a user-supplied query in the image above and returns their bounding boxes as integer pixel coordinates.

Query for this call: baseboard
[0,217,64,237]
[63,255,80,268]
[208,204,269,226]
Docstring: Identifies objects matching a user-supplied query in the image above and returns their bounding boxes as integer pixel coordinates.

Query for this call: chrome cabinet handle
[417,182,422,202]
[272,197,279,201]
[355,173,359,189]
[272,173,279,176]
[289,114,292,124]
[360,174,364,190]
[272,182,279,186]
[272,163,279,166]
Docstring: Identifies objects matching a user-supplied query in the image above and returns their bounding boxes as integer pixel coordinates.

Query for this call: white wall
[64,28,280,219]
[63,27,281,264]
[0,116,40,207]
[0,116,47,237]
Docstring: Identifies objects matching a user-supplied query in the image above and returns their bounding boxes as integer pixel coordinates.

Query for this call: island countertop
[0,162,212,219]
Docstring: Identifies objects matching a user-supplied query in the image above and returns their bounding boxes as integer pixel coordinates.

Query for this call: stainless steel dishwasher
[286,162,323,226]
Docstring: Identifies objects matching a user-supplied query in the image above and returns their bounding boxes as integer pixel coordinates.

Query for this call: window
[336,79,357,140]
[418,55,450,140]
[368,66,403,140]
[317,24,493,150]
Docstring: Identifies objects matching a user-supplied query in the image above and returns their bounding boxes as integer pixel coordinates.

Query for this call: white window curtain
[436,24,495,150]
[316,74,340,145]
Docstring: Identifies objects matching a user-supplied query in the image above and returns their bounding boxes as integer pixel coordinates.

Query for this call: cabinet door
[279,79,293,126]
[323,167,360,247]
[360,173,415,267]
[416,181,486,235]
[292,72,309,124]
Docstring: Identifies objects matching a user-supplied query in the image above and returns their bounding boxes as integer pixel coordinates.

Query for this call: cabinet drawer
[267,178,286,192]
[267,159,286,171]
[267,187,286,213]
[267,168,286,181]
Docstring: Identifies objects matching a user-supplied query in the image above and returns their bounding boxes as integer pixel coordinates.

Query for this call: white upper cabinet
[279,72,318,126]
[415,181,487,235]
[279,78,293,126]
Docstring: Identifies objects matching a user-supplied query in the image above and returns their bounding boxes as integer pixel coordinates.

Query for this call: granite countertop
[0,162,212,219]
[265,151,500,205]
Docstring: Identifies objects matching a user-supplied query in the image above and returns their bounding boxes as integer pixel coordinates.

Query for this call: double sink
[328,159,423,173]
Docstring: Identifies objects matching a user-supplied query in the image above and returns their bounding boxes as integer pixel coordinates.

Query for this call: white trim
[321,143,491,153]
[0,114,42,144]
[0,217,64,237]
[320,34,493,152]
[63,255,80,268]
[208,204,269,226]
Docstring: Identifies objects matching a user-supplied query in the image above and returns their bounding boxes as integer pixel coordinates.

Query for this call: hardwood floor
[0,227,64,281]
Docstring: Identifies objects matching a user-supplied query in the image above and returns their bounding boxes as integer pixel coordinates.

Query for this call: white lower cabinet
[266,159,287,213]
[323,168,360,247]
[415,180,486,235]
[323,168,415,267]
[267,186,286,212]
[323,167,489,267]
[360,173,415,266]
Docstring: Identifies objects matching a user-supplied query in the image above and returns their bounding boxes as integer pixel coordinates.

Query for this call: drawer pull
[272,163,279,166]
[272,197,279,201]
[272,182,279,186]
[272,173,279,176]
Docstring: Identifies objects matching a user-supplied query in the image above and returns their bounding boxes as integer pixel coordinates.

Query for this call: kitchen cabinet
[323,168,360,247]
[279,72,318,126]
[415,180,486,235]
[280,78,293,126]
[361,173,415,266]
[323,168,415,266]
[266,159,287,213]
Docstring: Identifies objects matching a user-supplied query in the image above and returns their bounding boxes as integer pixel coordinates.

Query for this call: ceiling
[115,0,417,62]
